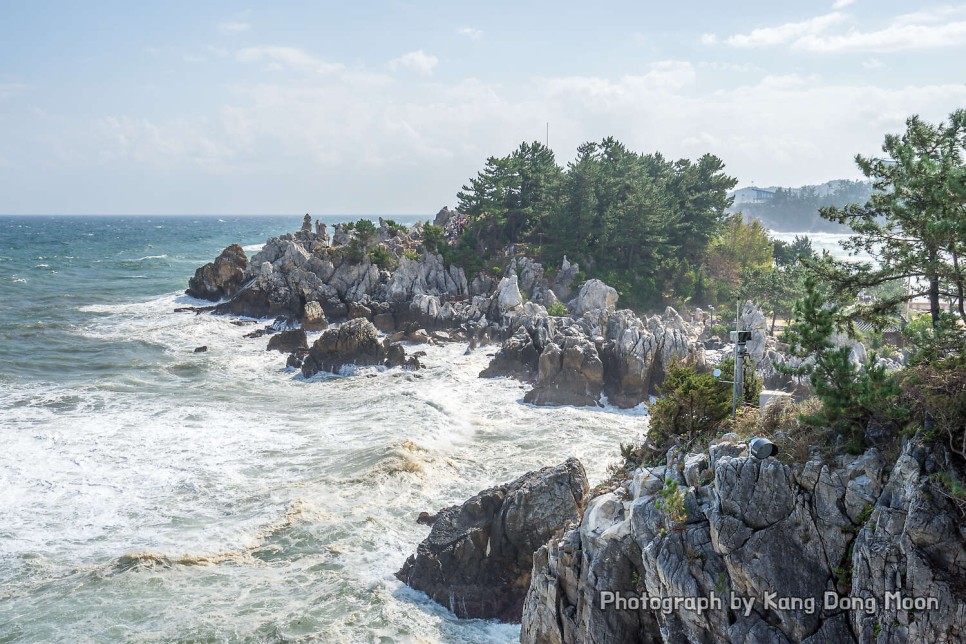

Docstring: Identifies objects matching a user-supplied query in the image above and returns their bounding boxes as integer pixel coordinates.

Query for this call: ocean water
[0,216,651,643]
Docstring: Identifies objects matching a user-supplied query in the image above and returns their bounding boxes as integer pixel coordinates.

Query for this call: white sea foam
[2,291,647,641]
[242,244,264,252]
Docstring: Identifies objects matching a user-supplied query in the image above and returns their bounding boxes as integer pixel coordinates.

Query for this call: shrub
[547,301,568,316]
[383,219,409,235]
[369,246,396,270]
[421,224,444,254]
[346,238,365,262]
[655,479,688,529]
[647,361,731,448]
[900,351,966,462]
[403,250,420,261]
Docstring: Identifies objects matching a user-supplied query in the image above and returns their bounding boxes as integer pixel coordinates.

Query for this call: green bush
[382,219,409,235]
[369,246,396,270]
[647,361,731,447]
[547,301,568,316]
[346,238,365,262]
[403,250,420,261]
[421,224,444,254]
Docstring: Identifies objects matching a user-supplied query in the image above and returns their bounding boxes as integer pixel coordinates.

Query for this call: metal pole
[732,301,740,418]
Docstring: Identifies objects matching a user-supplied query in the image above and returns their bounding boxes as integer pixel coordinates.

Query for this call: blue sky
[1,1,965,214]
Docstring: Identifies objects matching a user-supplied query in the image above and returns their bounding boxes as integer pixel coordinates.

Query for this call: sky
[1,1,965,215]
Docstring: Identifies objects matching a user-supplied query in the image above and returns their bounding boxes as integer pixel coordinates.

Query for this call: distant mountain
[728,180,873,232]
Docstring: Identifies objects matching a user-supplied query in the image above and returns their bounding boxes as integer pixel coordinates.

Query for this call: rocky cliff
[185,217,705,398]
[396,458,589,622]
[520,437,965,644]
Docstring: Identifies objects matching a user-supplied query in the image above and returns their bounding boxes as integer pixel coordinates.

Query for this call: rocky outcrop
[266,328,308,354]
[301,301,328,331]
[300,318,417,377]
[524,329,604,407]
[521,438,966,644]
[569,279,618,316]
[850,441,966,643]
[186,244,248,301]
[396,458,589,623]
[188,218,702,400]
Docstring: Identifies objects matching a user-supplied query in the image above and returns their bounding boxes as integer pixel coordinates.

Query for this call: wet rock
[266,328,308,354]
[300,301,328,331]
[301,319,387,377]
[193,345,208,353]
[397,458,589,623]
[524,330,604,407]
[186,244,248,301]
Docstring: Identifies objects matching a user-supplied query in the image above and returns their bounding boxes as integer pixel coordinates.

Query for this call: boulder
[479,326,543,380]
[300,319,387,377]
[186,244,248,301]
[568,279,617,316]
[301,301,328,331]
[266,328,308,354]
[396,458,589,623]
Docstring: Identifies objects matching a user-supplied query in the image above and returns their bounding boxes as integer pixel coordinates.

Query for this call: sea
[0,215,654,643]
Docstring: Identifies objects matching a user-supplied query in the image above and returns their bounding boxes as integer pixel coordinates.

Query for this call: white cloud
[723,12,846,48]
[219,21,250,33]
[711,7,966,53]
[236,46,343,73]
[389,50,439,76]
[795,18,966,52]
[12,50,966,213]
[862,58,885,69]
[832,0,855,9]
[457,27,483,41]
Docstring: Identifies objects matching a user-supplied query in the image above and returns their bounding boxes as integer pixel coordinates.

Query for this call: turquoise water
[0,215,649,643]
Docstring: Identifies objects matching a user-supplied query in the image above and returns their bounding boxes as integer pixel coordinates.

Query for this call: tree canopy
[455,138,737,308]
[814,110,966,330]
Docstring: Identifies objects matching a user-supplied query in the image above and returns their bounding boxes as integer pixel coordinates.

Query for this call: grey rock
[397,458,589,623]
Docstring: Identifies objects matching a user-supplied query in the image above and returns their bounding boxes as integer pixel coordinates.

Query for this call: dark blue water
[0,215,421,383]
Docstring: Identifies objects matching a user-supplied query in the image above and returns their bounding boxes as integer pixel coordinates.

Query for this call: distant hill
[728,180,873,232]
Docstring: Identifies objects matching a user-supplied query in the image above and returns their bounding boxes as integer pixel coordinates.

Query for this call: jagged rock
[193,345,208,353]
[301,319,390,377]
[601,309,659,408]
[433,206,456,227]
[524,330,604,407]
[186,244,248,301]
[494,274,524,314]
[266,328,308,354]
[850,440,966,643]
[480,326,543,380]
[301,301,328,331]
[373,312,396,333]
[568,279,618,316]
[519,442,959,644]
[396,458,589,623]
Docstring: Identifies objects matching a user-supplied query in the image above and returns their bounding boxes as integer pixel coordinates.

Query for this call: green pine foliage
[781,277,904,450]
[647,362,731,447]
[813,109,966,329]
[454,138,738,309]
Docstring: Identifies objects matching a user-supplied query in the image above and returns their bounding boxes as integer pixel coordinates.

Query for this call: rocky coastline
[185,212,713,407]
[184,214,965,643]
